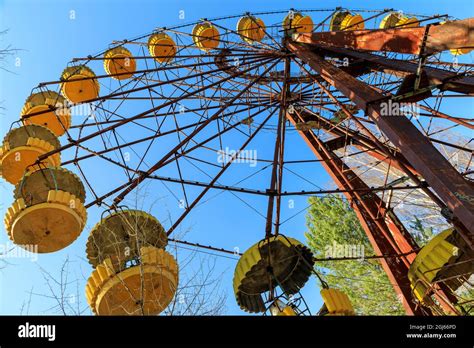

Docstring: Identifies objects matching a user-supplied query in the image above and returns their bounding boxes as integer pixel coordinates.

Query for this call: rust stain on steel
[293,17,474,55]
[286,109,423,315]
[288,42,474,249]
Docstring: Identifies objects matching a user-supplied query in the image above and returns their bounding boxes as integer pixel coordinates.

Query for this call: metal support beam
[167,108,276,236]
[288,42,474,250]
[298,109,419,175]
[111,60,280,207]
[293,17,474,55]
[305,45,474,94]
[265,57,290,237]
[286,109,424,315]
[323,135,349,152]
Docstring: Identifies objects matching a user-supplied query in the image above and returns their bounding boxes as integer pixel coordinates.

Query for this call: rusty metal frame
[293,17,474,55]
[287,41,474,250]
[287,107,423,314]
[303,45,474,94]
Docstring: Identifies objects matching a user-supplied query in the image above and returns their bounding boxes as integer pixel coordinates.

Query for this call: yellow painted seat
[148,33,177,63]
[4,167,86,253]
[450,48,472,56]
[0,125,61,185]
[283,12,314,34]
[60,65,100,103]
[86,209,168,267]
[408,228,473,305]
[320,288,355,315]
[21,91,71,136]
[192,22,220,51]
[86,246,178,315]
[330,11,365,31]
[233,235,314,313]
[394,16,419,28]
[103,46,136,80]
[269,299,297,316]
[236,16,266,44]
[85,211,176,315]
[380,13,419,29]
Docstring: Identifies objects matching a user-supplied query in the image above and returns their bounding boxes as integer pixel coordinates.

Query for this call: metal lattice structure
[2,8,473,316]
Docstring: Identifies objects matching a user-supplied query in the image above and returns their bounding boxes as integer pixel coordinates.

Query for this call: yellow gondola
[450,48,472,56]
[236,16,265,44]
[192,22,220,51]
[21,91,71,136]
[103,46,136,80]
[60,65,100,103]
[282,12,313,34]
[269,299,297,316]
[85,210,177,315]
[380,12,419,29]
[85,209,168,267]
[233,235,314,313]
[4,166,87,253]
[86,246,178,315]
[330,11,365,31]
[148,33,177,63]
[408,228,474,307]
[319,288,355,315]
[0,125,61,185]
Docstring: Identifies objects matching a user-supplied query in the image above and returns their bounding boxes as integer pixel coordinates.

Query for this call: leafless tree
[20,256,89,315]
[333,125,472,236]
[0,29,20,75]
[22,185,228,316]
[0,29,21,116]
[24,241,227,315]
[1,29,19,267]
[164,232,228,315]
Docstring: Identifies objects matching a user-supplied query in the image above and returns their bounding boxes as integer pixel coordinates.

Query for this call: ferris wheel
[1,7,473,316]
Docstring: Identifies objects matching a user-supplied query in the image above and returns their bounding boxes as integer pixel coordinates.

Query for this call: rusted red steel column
[293,17,474,55]
[288,42,474,250]
[286,109,424,315]
[305,45,474,94]
[296,109,460,314]
[298,109,419,175]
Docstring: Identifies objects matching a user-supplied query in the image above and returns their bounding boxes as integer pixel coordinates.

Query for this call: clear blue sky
[0,0,473,315]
